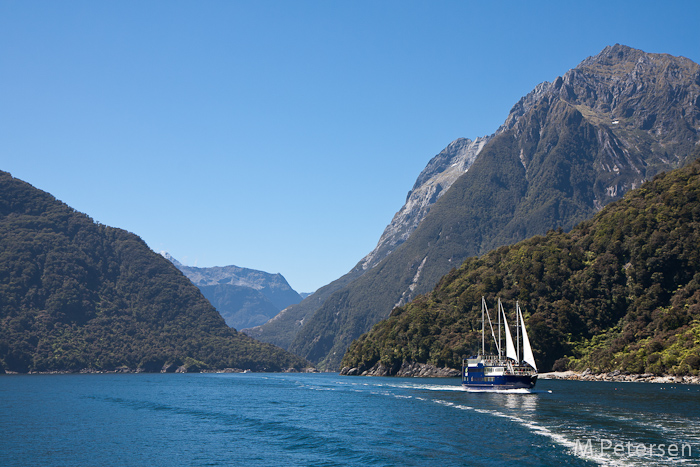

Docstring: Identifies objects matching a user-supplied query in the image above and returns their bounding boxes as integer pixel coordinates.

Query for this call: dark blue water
[1,373,699,466]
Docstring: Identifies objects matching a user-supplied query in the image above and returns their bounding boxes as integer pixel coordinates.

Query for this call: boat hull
[462,373,537,390]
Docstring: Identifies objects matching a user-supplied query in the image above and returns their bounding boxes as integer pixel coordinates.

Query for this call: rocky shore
[540,369,700,385]
[340,363,700,385]
[340,362,460,378]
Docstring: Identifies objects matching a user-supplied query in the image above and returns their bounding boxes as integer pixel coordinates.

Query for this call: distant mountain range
[160,252,302,330]
[0,173,309,373]
[3,44,697,377]
[251,44,700,370]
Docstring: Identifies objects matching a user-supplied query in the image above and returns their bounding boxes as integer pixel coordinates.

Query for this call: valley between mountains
[2,44,699,376]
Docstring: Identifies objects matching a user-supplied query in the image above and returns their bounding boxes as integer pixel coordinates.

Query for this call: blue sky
[2,1,699,293]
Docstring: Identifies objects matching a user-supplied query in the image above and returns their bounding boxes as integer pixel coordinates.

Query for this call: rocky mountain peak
[560,44,700,131]
[161,253,302,319]
[159,251,182,267]
[498,44,700,212]
[502,44,700,143]
[498,80,553,134]
[286,45,700,370]
[358,135,491,271]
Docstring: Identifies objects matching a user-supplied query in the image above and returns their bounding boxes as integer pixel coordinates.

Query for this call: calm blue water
[1,373,699,466]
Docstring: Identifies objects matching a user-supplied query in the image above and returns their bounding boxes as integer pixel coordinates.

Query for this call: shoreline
[539,370,700,385]
[5,366,699,385]
[1,367,318,375]
[341,363,700,385]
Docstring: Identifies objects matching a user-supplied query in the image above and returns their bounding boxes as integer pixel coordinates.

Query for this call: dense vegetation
[0,171,309,373]
[342,151,700,376]
[291,46,700,371]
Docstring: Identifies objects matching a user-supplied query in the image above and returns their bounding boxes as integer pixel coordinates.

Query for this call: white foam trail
[337,377,694,465]
[433,400,638,466]
[397,383,465,392]
[464,387,536,394]
[348,381,465,392]
[336,377,693,465]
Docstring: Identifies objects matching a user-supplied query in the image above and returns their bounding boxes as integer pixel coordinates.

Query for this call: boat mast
[481,297,485,356]
[497,298,502,359]
[516,301,521,363]
[484,298,500,356]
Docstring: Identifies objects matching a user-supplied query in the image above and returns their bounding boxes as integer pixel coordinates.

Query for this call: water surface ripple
[1,373,699,466]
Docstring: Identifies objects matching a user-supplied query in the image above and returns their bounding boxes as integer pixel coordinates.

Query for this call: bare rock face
[244,136,491,348]
[302,45,700,372]
[506,44,700,211]
[359,136,491,271]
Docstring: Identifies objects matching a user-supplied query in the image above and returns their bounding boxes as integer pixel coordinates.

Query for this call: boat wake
[394,383,465,392]
[331,375,696,466]
[463,387,546,394]
[433,399,646,467]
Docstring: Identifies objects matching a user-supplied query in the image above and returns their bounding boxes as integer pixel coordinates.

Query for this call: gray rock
[360,137,490,310]
[161,363,179,373]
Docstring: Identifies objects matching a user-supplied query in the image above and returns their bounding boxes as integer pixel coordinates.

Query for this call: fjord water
[2,373,699,466]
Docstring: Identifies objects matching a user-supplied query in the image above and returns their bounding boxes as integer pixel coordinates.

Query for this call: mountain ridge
[161,252,302,330]
[341,148,700,376]
[0,172,309,373]
[290,44,700,370]
[242,135,490,348]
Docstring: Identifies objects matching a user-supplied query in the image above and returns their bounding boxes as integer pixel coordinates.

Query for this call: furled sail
[518,303,537,372]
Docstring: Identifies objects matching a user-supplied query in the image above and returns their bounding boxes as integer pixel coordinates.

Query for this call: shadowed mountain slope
[342,148,700,376]
[0,172,309,373]
[243,136,489,348]
[291,45,700,370]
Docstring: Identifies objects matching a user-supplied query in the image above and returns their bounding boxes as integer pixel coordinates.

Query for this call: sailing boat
[462,297,538,390]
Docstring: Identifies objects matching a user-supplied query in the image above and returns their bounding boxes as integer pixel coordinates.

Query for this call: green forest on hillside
[342,152,700,376]
[0,171,309,373]
[290,45,700,371]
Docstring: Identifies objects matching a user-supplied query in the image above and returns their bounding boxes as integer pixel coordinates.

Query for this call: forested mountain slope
[342,150,700,376]
[0,172,309,373]
[293,45,700,370]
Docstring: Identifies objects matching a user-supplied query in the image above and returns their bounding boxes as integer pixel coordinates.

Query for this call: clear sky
[2,1,699,293]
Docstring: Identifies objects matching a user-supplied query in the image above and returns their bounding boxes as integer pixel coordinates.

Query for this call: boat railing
[509,367,536,376]
[464,355,537,375]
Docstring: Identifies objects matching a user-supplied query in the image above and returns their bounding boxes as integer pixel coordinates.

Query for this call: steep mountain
[291,44,700,370]
[242,269,364,349]
[164,254,302,311]
[198,284,281,330]
[358,136,491,271]
[161,252,301,330]
[342,149,700,376]
[0,171,309,373]
[242,136,489,348]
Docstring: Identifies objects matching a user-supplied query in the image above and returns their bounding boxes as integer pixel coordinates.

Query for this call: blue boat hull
[462,373,537,390]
